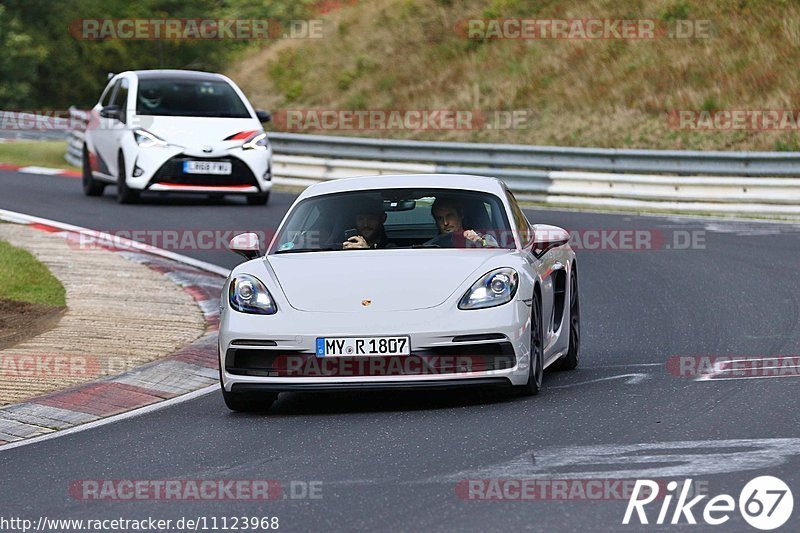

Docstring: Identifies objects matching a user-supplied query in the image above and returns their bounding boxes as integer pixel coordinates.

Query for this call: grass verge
[229,0,800,151]
[0,140,78,170]
[0,239,66,307]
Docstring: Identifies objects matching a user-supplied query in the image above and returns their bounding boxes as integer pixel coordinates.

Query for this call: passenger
[342,200,393,249]
[428,197,498,247]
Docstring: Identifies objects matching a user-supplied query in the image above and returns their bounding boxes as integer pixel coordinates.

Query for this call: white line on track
[0,385,217,452]
[0,208,231,277]
[549,373,650,389]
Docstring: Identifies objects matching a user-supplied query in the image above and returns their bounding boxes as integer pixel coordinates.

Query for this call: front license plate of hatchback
[183,160,232,175]
[316,337,411,356]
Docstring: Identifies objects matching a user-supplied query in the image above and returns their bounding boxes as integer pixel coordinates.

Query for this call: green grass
[0,239,66,307]
[0,140,77,170]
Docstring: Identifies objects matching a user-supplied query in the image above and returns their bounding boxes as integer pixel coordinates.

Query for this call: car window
[112,78,129,107]
[383,197,436,228]
[505,189,532,247]
[109,78,129,122]
[136,78,250,118]
[271,188,514,253]
[99,80,116,107]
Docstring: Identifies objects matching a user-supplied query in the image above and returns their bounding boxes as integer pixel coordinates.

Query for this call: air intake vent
[452,333,506,343]
[231,339,278,346]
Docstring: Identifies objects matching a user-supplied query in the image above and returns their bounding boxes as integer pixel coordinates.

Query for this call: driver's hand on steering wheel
[343,236,368,249]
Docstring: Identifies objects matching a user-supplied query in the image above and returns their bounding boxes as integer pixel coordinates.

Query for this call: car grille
[148,155,258,187]
[225,343,516,377]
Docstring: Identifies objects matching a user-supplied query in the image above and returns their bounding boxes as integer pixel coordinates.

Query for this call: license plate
[316,336,410,356]
[182,160,232,175]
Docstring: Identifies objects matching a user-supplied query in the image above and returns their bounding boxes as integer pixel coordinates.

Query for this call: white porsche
[219,174,580,411]
[82,69,273,205]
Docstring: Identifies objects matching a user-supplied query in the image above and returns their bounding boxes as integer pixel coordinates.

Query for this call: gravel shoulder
[0,223,206,406]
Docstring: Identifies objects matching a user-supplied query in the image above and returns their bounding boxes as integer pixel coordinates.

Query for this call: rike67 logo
[624,476,793,530]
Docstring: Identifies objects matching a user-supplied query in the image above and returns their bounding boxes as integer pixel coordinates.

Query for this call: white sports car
[219,174,580,411]
[82,69,273,204]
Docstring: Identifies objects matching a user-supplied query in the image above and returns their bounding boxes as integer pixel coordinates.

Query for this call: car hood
[266,250,506,312]
[135,115,259,148]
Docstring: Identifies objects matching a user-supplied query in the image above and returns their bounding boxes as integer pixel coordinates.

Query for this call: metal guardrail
[61,107,800,215]
[267,132,800,177]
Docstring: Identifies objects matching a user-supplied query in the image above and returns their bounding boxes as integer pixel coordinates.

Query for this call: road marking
[0,385,216,453]
[550,373,650,389]
[582,363,665,369]
[17,166,66,175]
[0,208,230,277]
[432,438,800,482]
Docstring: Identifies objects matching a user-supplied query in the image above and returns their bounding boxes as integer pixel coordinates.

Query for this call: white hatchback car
[82,69,273,204]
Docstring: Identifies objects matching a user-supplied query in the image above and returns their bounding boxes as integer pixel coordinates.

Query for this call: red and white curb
[0,163,80,178]
[0,209,230,449]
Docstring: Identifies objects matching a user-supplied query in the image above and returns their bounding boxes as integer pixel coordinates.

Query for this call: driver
[342,200,393,249]
[428,197,498,247]
[139,87,163,110]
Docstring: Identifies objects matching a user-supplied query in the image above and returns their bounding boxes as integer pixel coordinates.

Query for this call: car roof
[297,174,508,200]
[132,69,227,82]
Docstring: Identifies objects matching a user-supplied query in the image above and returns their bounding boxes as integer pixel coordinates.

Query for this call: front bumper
[219,299,533,392]
[231,378,513,393]
[128,146,272,194]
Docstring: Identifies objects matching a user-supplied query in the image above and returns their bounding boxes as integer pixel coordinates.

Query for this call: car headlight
[228,274,277,315]
[242,132,269,151]
[458,268,519,310]
[133,129,167,148]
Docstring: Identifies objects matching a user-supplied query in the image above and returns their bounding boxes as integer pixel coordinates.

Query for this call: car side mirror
[255,110,271,123]
[531,224,570,258]
[229,232,261,261]
[100,105,122,120]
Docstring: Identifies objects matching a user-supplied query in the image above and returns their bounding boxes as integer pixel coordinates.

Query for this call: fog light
[132,166,144,177]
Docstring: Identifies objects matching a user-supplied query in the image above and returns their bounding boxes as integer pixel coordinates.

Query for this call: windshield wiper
[410,243,441,248]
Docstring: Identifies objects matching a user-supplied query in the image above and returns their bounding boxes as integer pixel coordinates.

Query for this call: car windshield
[136,78,251,118]
[271,188,516,253]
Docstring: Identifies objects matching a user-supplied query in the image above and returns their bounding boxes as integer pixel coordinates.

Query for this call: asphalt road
[1,170,799,532]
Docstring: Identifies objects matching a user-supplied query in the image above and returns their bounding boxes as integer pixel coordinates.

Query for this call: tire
[116,154,139,204]
[219,366,278,412]
[246,192,270,205]
[81,146,105,196]
[553,266,580,371]
[516,290,544,396]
